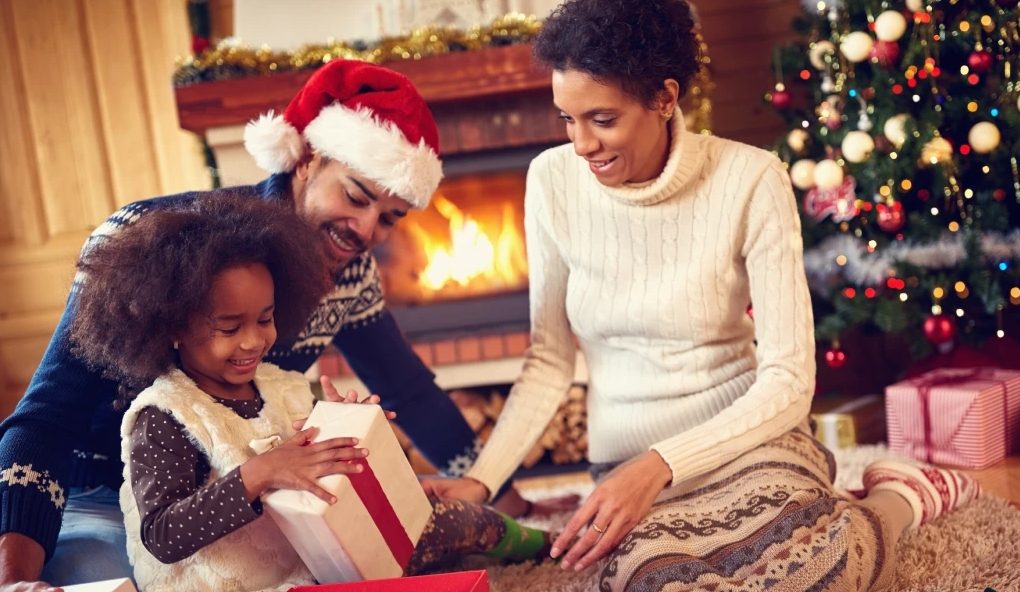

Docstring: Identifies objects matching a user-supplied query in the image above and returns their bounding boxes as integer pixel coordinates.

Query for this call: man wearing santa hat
[0,59,573,589]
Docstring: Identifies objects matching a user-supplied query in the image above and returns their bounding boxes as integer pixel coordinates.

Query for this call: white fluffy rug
[463,445,1020,592]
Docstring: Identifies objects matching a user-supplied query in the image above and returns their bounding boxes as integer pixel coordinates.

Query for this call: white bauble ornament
[883,113,910,148]
[787,129,810,153]
[809,41,837,70]
[840,32,875,63]
[841,131,875,163]
[920,137,953,165]
[906,0,923,11]
[875,11,908,41]
[814,159,845,190]
[790,160,817,190]
[968,121,1001,153]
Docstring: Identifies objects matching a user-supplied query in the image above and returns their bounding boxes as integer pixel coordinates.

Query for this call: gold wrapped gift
[810,394,886,450]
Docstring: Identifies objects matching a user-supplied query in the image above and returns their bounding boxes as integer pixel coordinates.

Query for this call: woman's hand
[240,426,367,504]
[552,451,672,572]
[420,477,490,504]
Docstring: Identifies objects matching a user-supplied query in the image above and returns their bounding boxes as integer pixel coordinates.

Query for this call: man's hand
[420,477,490,504]
[551,451,671,572]
[0,533,60,591]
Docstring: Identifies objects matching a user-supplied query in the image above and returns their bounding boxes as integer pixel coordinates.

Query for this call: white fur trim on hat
[243,111,306,174]
[303,104,442,209]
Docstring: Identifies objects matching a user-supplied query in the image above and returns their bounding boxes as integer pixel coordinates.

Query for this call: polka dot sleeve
[129,406,262,563]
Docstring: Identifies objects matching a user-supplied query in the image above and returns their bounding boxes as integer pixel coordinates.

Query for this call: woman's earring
[172,340,179,350]
[661,109,675,121]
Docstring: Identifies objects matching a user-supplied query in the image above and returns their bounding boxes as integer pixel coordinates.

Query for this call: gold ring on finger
[591,522,606,534]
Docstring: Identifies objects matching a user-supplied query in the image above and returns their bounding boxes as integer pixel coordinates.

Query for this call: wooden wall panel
[696,0,803,147]
[0,0,209,417]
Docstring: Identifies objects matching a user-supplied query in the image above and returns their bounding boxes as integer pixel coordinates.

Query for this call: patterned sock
[862,459,981,530]
[484,512,551,561]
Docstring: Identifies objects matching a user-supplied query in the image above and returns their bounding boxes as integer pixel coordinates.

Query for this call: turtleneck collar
[600,109,708,207]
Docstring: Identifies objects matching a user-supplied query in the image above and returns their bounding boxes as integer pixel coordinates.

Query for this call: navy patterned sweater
[0,175,479,560]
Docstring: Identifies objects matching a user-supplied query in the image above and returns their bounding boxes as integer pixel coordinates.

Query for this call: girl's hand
[292,377,396,431]
[420,477,490,504]
[551,451,672,572]
[240,426,367,504]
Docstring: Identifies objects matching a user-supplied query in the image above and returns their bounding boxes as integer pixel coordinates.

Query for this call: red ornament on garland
[870,40,901,68]
[967,50,993,74]
[192,34,210,56]
[876,201,905,232]
[923,314,957,345]
[824,346,847,369]
[993,188,1006,202]
[771,88,792,110]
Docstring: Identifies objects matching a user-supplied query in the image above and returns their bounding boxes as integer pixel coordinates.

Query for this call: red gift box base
[289,570,489,592]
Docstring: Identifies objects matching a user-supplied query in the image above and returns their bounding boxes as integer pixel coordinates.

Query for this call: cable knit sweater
[467,112,816,495]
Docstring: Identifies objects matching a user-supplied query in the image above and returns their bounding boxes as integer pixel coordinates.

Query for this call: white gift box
[264,402,433,583]
[62,578,137,592]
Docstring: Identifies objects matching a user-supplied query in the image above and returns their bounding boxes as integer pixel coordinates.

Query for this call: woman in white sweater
[427,1,980,590]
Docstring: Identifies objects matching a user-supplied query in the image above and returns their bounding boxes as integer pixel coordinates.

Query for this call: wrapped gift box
[62,579,137,592]
[265,402,433,583]
[885,368,1020,469]
[810,393,886,449]
[289,570,489,591]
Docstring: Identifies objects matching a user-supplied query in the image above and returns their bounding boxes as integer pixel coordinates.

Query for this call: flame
[407,194,527,295]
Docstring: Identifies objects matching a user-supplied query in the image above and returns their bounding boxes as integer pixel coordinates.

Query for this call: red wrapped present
[288,570,489,592]
[265,402,433,583]
[885,367,1020,469]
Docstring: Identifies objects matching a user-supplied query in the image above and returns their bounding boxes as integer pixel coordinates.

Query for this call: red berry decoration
[771,89,792,110]
[876,201,905,232]
[824,346,847,369]
[923,314,957,345]
[967,50,993,74]
[870,40,901,68]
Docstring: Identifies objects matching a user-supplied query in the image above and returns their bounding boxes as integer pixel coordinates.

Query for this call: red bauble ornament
[824,347,847,369]
[923,314,957,345]
[870,40,901,68]
[876,201,905,232]
[771,89,792,110]
[967,50,993,74]
[993,188,1006,201]
[192,34,210,56]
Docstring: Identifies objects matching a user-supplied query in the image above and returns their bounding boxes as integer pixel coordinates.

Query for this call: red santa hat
[243,59,442,209]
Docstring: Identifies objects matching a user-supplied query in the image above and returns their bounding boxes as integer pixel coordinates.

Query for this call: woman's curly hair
[70,191,329,403]
[533,0,700,107]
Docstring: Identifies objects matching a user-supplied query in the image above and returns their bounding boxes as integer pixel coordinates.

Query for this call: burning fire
[406,194,528,295]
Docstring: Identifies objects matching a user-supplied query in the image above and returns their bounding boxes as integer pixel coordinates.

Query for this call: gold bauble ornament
[920,137,953,166]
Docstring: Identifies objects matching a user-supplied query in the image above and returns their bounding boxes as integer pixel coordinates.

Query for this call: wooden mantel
[174,43,568,156]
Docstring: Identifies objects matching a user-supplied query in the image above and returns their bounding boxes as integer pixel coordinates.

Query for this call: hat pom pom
[244,111,305,173]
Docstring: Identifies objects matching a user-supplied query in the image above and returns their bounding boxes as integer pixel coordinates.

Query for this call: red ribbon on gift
[347,458,415,570]
[907,367,1008,463]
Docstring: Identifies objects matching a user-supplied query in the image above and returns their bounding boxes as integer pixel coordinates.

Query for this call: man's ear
[293,152,319,182]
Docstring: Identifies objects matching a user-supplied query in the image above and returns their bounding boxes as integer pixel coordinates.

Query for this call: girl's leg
[406,498,551,575]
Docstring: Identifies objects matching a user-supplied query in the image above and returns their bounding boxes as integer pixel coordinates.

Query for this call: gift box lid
[288,570,489,592]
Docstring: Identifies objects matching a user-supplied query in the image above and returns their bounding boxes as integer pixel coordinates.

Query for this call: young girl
[69,192,549,592]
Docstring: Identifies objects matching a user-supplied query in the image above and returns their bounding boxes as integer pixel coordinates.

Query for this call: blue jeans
[39,486,133,586]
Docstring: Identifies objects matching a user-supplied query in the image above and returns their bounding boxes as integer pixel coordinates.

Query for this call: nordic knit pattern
[120,363,314,592]
[468,112,816,496]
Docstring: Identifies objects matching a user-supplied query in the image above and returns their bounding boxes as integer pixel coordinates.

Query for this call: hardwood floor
[965,456,1020,507]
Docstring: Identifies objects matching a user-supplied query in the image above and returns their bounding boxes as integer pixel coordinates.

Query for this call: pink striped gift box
[885,367,1020,469]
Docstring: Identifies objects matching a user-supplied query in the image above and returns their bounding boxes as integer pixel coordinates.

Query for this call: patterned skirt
[596,423,896,592]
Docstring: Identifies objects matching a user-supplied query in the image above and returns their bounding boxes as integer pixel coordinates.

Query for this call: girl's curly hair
[70,191,329,403]
[533,0,700,107]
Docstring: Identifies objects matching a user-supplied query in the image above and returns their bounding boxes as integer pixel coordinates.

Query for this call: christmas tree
[767,0,1020,369]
